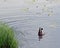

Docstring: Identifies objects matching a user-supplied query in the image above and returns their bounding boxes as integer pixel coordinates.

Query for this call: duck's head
[39,27,43,30]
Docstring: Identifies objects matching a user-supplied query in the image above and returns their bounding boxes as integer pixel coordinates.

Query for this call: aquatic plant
[0,22,18,48]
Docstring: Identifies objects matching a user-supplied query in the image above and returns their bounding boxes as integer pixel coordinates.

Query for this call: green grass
[0,22,18,48]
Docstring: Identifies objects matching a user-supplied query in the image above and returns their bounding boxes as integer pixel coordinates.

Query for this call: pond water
[0,6,60,48]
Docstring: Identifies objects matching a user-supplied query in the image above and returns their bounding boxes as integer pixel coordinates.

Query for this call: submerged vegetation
[0,22,18,48]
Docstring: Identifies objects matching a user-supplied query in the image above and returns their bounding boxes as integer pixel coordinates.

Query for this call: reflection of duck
[38,27,45,41]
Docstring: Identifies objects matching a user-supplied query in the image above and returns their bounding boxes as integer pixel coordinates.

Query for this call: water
[0,6,60,48]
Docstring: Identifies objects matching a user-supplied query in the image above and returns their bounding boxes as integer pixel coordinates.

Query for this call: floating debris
[24,0,35,4]
[21,8,29,12]
[48,11,53,16]
[32,0,36,2]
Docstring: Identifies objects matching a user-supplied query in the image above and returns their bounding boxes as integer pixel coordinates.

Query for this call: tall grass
[0,22,18,48]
